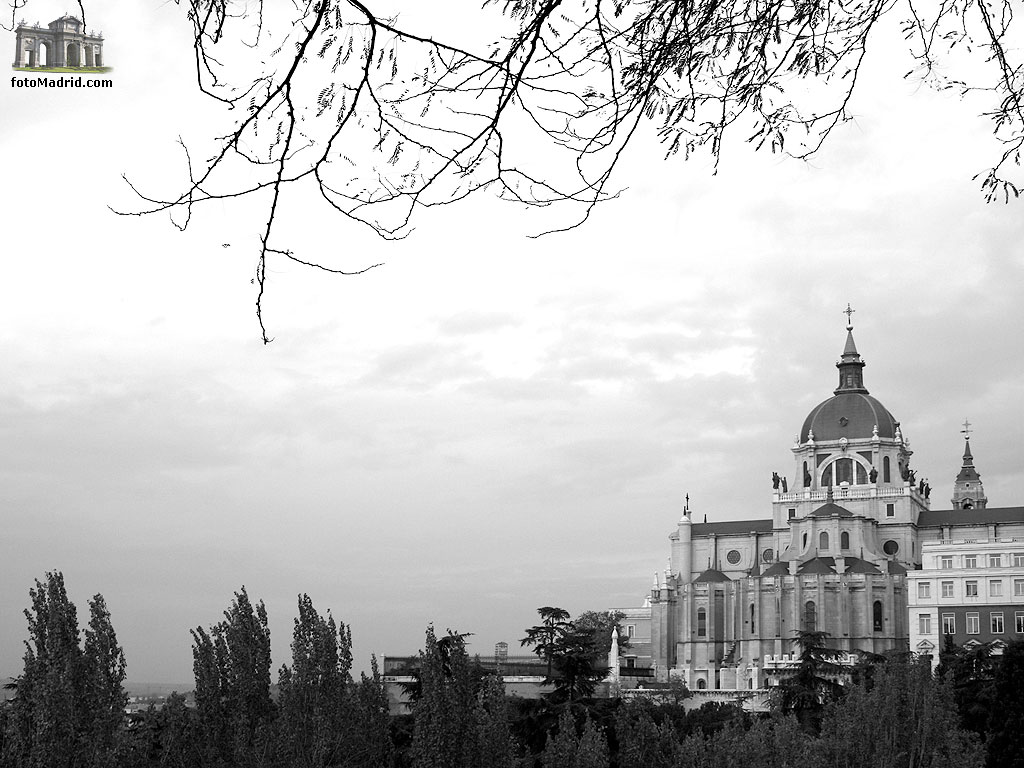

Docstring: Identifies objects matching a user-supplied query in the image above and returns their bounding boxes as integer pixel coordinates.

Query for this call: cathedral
[646,317,1024,691]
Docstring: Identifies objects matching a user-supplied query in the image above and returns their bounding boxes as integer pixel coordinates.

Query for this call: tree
[472,674,520,768]
[573,610,631,660]
[541,710,609,768]
[18,0,1007,341]
[410,626,478,768]
[276,594,353,767]
[347,657,395,768]
[2,572,129,768]
[986,640,1024,768]
[817,655,984,768]
[521,607,608,702]
[770,629,845,732]
[81,593,129,767]
[547,628,607,703]
[190,587,274,766]
[522,607,572,680]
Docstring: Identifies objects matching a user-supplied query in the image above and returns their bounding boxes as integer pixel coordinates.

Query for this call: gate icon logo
[12,14,108,71]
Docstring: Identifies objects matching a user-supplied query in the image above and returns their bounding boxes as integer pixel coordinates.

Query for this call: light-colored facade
[642,320,1024,694]
[908,538,1024,667]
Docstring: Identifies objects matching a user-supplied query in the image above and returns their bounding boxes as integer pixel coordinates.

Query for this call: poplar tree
[3,572,128,768]
[276,594,352,767]
[191,587,274,767]
[410,627,478,768]
[82,593,128,767]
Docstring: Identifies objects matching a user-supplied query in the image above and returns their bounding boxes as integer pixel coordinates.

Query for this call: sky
[1,1,1023,685]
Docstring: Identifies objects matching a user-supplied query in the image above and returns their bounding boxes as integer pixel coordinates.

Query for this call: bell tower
[951,420,987,510]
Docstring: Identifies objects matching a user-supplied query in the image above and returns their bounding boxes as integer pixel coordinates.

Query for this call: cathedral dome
[799,322,898,442]
[800,392,898,442]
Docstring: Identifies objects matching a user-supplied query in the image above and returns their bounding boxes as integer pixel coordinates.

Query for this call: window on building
[942,614,955,635]
[918,582,931,599]
[626,625,635,638]
[965,555,978,568]
[820,531,829,551]
[804,601,817,632]
[836,458,853,485]
[990,554,1002,568]
[967,613,980,634]
[822,464,833,487]
[991,613,1005,633]
[841,531,850,549]
[697,678,707,689]
[886,503,895,518]
[966,581,979,597]
[803,462,810,488]
[750,603,755,634]
[697,609,706,637]
[940,556,953,569]
[1014,579,1024,597]
[803,533,808,550]
[788,508,796,520]
[919,614,931,635]
[873,601,883,632]
[856,462,867,484]
[990,580,1003,597]
[941,581,954,598]
[883,456,891,483]
[1016,612,1024,634]
[1013,553,1024,568]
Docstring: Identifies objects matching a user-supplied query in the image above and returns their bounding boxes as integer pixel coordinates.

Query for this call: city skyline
[2,0,1023,685]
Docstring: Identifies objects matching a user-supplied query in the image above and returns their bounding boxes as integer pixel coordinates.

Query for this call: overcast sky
[2,1,1022,685]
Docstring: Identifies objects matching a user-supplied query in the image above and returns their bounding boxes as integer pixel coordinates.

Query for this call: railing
[775,483,926,505]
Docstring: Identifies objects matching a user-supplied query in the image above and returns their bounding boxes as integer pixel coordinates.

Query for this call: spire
[952,422,987,509]
[834,304,868,394]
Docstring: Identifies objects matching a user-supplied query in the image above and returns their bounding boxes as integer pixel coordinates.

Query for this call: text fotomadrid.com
[11,75,113,88]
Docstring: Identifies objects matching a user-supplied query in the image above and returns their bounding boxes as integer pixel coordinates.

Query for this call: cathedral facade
[648,321,1024,691]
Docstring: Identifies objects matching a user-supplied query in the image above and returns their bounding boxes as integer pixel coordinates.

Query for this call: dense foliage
[1,576,1019,767]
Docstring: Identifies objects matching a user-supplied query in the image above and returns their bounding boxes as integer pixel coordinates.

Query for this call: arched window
[819,531,829,550]
[836,458,853,485]
[873,601,883,632]
[697,678,707,690]
[883,456,891,483]
[803,601,817,631]
[803,461,810,487]
[697,608,707,637]
[750,603,756,634]
[856,462,868,484]
[822,463,833,487]
[802,532,808,550]
[841,531,850,550]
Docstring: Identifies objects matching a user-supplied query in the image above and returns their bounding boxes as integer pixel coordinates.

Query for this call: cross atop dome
[961,418,972,439]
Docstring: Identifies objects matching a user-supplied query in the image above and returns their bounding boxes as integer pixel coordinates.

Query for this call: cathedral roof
[918,506,1024,527]
[694,568,731,583]
[761,561,791,577]
[809,501,853,517]
[800,392,898,442]
[691,519,773,536]
[799,557,837,574]
[843,557,882,574]
[799,324,898,442]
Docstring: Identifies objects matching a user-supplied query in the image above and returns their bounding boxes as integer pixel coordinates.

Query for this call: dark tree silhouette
[6,0,1023,341]
[771,629,845,732]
